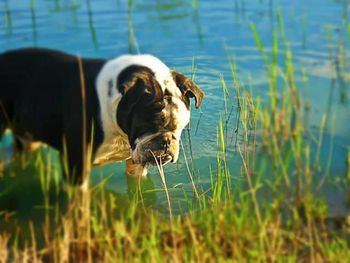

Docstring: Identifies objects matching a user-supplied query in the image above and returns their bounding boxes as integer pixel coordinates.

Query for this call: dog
[0,48,204,184]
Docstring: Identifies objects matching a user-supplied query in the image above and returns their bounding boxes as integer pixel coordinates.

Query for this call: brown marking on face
[161,94,179,132]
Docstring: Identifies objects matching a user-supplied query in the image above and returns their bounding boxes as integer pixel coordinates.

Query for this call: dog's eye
[164,95,172,103]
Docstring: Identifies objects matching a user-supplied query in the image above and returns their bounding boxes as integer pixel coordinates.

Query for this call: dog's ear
[171,71,204,108]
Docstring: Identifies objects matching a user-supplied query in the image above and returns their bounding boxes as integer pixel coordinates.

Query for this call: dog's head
[116,59,204,166]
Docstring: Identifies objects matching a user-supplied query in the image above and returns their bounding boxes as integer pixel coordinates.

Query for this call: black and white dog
[0,48,204,184]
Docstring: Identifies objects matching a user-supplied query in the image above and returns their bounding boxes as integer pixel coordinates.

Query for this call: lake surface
[0,0,349,214]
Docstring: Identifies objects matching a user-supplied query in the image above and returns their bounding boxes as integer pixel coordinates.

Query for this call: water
[0,0,349,214]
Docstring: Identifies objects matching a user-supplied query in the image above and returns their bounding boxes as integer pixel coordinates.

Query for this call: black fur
[0,48,105,184]
[116,65,166,149]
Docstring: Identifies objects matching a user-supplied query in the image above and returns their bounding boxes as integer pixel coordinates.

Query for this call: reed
[30,0,38,45]
[127,0,140,54]
[86,0,99,51]
[4,0,12,34]
[192,0,199,10]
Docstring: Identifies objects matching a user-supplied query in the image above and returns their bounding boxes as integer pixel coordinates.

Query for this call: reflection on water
[0,0,349,216]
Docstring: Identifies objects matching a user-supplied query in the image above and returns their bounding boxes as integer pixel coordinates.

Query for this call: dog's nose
[162,137,171,153]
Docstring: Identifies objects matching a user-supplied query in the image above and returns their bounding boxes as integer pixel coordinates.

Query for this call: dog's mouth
[131,148,174,166]
[151,152,173,165]
[142,150,173,166]
[131,132,179,166]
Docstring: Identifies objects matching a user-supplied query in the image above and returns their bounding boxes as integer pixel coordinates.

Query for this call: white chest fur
[93,131,131,166]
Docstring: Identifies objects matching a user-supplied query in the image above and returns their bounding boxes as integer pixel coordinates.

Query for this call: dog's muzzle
[147,151,174,165]
[132,132,179,165]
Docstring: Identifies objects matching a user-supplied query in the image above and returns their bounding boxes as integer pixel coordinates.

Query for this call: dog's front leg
[126,159,148,178]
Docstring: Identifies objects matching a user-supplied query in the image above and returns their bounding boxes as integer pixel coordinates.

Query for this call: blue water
[0,0,349,213]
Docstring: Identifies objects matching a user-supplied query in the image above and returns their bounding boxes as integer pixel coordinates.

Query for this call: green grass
[3,0,12,34]
[1,2,350,262]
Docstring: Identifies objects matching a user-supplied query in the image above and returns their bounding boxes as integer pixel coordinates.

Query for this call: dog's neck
[95,58,128,140]
[93,61,131,165]
[93,95,131,165]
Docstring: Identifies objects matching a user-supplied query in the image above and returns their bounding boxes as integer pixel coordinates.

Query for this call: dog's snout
[134,132,179,165]
[162,137,171,153]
